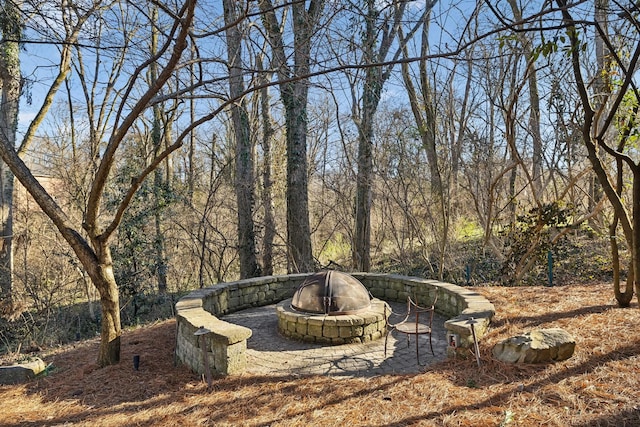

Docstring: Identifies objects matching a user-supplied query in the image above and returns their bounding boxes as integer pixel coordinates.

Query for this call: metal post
[466,264,471,285]
[194,326,212,389]
[466,317,481,367]
[547,250,553,287]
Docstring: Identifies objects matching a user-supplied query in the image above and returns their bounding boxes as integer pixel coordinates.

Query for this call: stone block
[493,328,576,363]
[397,291,410,302]
[307,318,324,327]
[302,335,316,343]
[295,322,308,335]
[333,316,355,326]
[0,358,47,385]
[339,326,354,338]
[390,281,405,292]
[362,323,378,336]
[323,324,340,338]
[308,323,323,337]
[228,296,241,309]
[243,293,259,305]
[385,289,398,300]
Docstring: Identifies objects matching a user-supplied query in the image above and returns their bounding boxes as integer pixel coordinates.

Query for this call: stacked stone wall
[276,298,387,344]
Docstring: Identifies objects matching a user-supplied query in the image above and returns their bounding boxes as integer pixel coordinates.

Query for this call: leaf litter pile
[1,283,640,426]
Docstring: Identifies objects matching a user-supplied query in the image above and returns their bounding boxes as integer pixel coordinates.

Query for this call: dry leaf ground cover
[1,283,640,426]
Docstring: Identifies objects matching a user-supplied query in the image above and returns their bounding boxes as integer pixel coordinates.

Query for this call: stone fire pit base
[276,298,388,344]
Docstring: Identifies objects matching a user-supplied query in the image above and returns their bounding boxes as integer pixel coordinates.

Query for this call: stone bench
[175,273,494,375]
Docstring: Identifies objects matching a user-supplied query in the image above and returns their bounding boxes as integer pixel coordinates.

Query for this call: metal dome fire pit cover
[291,271,372,315]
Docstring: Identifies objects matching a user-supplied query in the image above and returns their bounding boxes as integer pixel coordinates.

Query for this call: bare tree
[558,0,640,305]
[0,0,197,366]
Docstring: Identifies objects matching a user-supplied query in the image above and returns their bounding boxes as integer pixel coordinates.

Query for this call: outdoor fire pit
[276,271,388,344]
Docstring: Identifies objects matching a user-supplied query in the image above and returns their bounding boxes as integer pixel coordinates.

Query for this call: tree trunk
[527,70,543,196]
[259,0,321,273]
[353,47,378,271]
[153,168,168,292]
[0,0,21,302]
[284,96,313,272]
[633,168,640,306]
[147,5,168,293]
[353,131,372,272]
[83,242,122,366]
[587,0,609,233]
[0,163,14,303]
[257,55,275,276]
[611,212,634,307]
[224,0,260,279]
[507,0,543,197]
[353,0,408,272]
[353,1,380,272]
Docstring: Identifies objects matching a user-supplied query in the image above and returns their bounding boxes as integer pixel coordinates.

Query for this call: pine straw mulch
[1,283,640,427]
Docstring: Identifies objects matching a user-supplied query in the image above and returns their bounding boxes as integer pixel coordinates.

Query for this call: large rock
[492,328,575,363]
[0,357,47,385]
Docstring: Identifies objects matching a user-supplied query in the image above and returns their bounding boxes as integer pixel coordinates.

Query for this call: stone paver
[221,301,448,377]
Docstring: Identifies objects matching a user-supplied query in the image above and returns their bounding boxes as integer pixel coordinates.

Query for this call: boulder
[0,357,47,385]
[492,328,575,363]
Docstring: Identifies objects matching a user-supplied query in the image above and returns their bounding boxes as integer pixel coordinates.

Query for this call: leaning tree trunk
[0,0,196,367]
[560,0,636,306]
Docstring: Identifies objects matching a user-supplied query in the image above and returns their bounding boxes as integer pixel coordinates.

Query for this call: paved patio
[221,301,448,377]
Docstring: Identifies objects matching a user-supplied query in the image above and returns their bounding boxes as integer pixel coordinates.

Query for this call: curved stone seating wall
[175,273,495,376]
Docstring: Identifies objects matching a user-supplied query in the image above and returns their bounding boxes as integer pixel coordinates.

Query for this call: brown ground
[1,283,639,426]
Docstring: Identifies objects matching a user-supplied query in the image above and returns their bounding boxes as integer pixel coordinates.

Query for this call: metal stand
[194,326,212,389]
[467,317,481,367]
